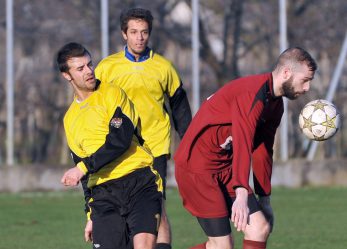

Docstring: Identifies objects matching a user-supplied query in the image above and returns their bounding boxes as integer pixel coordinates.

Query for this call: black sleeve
[81,106,134,174]
[253,175,267,196]
[70,150,91,214]
[80,174,91,214]
[169,85,192,139]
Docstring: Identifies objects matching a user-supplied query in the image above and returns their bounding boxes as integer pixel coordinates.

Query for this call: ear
[282,66,292,80]
[62,72,72,82]
[121,31,128,41]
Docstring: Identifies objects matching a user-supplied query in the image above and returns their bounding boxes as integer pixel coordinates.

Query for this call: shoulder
[98,83,125,101]
[98,51,125,66]
[232,73,270,86]
[222,73,270,93]
[63,102,77,126]
[151,52,175,68]
[206,73,271,107]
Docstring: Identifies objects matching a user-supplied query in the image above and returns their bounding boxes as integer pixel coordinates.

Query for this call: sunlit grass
[1,187,346,249]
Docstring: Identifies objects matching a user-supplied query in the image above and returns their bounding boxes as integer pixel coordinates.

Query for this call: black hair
[120,8,153,35]
[56,42,91,73]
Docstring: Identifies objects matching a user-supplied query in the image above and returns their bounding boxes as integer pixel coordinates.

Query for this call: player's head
[120,8,153,35]
[273,47,317,100]
[274,47,317,72]
[120,8,153,57]
[56,42,96,96]
[57,42,92,73]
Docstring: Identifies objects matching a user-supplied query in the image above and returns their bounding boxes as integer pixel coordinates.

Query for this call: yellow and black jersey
[95,48,192,157]
[64,83,161,189]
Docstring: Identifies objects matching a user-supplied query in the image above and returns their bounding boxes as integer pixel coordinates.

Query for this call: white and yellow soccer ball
[298,99,340,141]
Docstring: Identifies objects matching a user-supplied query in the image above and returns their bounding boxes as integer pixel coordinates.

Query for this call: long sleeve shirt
[174,73,283,196]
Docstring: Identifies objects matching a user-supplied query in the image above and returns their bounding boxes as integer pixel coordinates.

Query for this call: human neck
[74,89,94,102]
[271,71,282,97]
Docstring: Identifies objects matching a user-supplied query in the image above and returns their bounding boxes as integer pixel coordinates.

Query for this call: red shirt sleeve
[252,99,283,196]
[230,92,264,192]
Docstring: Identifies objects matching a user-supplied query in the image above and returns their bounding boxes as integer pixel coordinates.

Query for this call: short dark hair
[120,8,153,35]
[275,47,317,72]
[56,42,91,73]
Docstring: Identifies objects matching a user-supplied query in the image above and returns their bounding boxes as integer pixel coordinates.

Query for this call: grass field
[1,187,347,249]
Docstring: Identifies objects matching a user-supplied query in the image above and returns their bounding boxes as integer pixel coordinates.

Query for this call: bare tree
[1,0,346,165]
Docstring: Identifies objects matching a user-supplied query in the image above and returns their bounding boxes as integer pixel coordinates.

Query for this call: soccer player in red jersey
[174,47,317,249]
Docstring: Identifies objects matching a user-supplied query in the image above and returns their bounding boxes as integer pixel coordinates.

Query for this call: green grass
[1,187,347,249]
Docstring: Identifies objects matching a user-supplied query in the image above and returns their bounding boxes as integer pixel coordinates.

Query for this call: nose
[137,33,144,40]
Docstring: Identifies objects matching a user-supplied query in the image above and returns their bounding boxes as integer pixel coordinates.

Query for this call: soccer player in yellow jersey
[95,8,192,249]
[58,42,162,249]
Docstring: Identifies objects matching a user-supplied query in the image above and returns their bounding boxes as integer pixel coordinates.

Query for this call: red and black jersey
[174,73,283,196]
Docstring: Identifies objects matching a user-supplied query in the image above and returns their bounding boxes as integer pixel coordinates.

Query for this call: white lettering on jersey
[220,136,232,150]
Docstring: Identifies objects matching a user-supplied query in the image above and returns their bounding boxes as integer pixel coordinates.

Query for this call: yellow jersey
[95,49,184,157]
[63,83,161,189]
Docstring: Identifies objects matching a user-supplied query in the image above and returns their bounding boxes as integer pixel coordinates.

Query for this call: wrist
[77,161,88,174]
[235,187,248,197]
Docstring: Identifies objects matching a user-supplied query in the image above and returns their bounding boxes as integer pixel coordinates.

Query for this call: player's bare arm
[61,166,85,186]
[84,220,93,242]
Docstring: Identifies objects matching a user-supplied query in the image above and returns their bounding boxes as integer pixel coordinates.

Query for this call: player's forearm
[80,174,91,214]
[79,107,135,174]
[252,138,274,196]
[169,86,192,138]
[235,187,248,198]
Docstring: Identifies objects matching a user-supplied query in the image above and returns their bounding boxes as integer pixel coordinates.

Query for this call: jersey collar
[124,46,152,62]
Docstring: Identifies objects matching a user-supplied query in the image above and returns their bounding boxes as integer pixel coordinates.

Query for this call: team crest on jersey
[110,117,122,128]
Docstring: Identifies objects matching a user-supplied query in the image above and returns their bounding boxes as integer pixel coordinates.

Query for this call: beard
[282,78,297,100]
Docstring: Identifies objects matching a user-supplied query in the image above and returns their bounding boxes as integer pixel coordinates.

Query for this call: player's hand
[60,166,85,186]
[258,195,274,232]
[231,187,249,232]
[84,220,93,242]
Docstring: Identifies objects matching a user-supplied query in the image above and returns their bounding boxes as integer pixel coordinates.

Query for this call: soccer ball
[298,99,340,141]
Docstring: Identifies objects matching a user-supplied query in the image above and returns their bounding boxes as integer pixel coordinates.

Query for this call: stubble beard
[282,79,297,100]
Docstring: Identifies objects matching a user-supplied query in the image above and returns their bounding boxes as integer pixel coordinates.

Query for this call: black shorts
[197,194,261,237]
[90,167,162,249]
[153,155,168,198]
